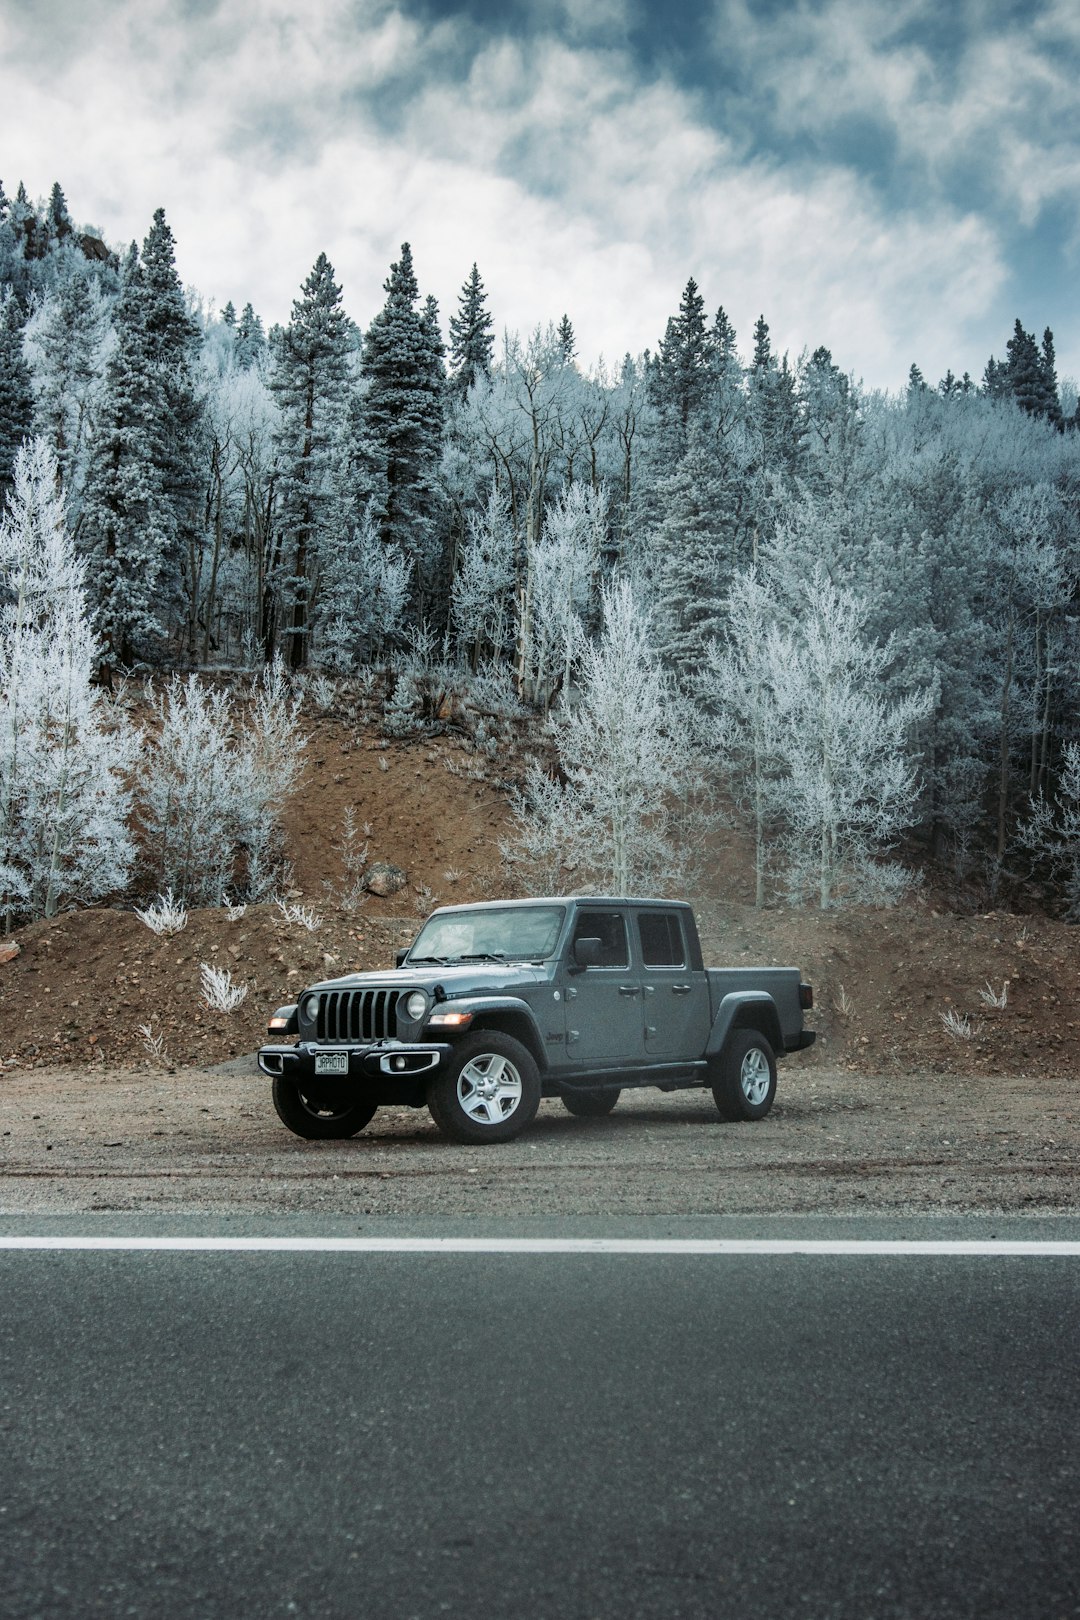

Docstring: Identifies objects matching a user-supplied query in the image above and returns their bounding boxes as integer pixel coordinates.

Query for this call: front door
[564,908,644,1068]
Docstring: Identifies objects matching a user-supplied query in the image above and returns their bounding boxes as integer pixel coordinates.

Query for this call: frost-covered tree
[0,440,134,924]
[448,263,494,401]
[139,661,304,903]
[451,483,515,668]
[765,571,933,907]
[24,269,110,518]
[505,578,693,894]
[703,569,782,907]
[315,508,411,669]
[1018,742,1080,917]
[525,481,605,709]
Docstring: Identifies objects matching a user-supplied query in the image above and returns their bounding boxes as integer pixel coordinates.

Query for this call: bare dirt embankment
[0,719,1078,1217]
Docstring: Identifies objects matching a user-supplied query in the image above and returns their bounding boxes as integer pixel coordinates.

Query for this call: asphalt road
[2,1217,1079,1620]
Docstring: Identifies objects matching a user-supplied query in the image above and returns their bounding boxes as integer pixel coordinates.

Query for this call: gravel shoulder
[1,1057,1077,1217]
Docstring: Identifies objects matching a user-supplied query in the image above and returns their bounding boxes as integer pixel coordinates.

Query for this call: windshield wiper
[457,952,508,962]
[406,955,452,965]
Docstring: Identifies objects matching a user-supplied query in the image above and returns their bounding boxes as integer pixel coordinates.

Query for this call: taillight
[799,982,813,1010]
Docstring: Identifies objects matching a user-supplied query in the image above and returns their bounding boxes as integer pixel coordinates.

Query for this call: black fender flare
[705,992,783,1059]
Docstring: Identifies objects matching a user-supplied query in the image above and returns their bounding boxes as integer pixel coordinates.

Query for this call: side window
[638,911,686,968]
[572,911,630,969]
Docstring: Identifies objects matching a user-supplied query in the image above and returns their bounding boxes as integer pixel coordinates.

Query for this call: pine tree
[448,263,494,400]
[79,247,173,670]
[652,277,711,449]
[44,182,73,249]
[235,302,266,369]
[221,300,237,328]
[80,211,203,669]
[650,433,740,681]
[269,253,352,667]
[1005,320,1046,417]
[0,292,33,509]
[556,314,576,364]
[360,243,445,597]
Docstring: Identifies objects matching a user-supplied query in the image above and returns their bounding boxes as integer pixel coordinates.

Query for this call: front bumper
[258,1040,454,1082]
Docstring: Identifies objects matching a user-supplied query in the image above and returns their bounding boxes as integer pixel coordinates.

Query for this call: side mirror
[396,949,410,967]
[571,936,603,971]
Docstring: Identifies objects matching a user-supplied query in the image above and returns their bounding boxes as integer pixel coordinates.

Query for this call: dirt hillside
[0,716,1077,1081]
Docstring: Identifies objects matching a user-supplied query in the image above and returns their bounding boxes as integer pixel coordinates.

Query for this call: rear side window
[572,911,630,968]
[638,911,686,968]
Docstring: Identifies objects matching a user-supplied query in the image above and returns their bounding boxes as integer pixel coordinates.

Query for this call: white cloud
[0,0,1022,387]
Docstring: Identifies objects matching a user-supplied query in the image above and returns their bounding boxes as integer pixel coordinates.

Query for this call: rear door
[637,908,710,1058]
[564,907,645,1067]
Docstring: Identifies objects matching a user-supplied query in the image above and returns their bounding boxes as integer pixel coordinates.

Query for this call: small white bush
[940,1008,974,1039]
[135,889,189,935]
[978,980,1008,1010]
[200,963,248,1012]
[275,898,323,932]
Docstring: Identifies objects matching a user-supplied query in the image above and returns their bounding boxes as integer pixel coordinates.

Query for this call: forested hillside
[2,178,1080,922]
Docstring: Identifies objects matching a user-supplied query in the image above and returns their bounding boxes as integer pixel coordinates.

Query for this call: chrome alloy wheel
[740,1047,772,1107]
[457,1052,523,1125]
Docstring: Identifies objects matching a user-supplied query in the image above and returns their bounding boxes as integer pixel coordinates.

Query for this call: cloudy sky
[2,0,1078,390]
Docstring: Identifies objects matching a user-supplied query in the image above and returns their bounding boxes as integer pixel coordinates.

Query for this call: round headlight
[405,991,428,1023]
[303,995,320,1022]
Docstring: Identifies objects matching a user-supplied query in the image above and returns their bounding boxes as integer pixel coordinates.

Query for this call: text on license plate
[314,1052,349,1075]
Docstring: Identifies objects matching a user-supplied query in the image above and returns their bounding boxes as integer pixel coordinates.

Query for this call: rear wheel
[711,1029,777,1122]
[271,1077,378,1140]
[427,1032,541,1144]
[561,1088,621,1118]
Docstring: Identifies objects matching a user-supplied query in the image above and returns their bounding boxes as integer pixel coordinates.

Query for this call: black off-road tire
[711,1028,778,1122]
[561,1088,621,1118]
[272,1076,379,1140]
[427,1031,541,1144]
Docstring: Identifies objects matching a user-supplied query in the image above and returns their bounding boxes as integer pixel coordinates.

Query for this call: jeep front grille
[315,989,400,1042]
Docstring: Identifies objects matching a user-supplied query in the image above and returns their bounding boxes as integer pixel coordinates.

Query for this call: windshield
[408,905,565,963]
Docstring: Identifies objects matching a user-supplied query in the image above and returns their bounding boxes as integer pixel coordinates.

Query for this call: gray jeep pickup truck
[258,897,814,1144]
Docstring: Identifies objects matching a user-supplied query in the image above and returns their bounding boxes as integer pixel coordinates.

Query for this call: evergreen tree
[44,182,73,250]
[360,243,445,598]
[221,300,237,328]
[235,302,266,369]
[79,246,174,670]
[652,277,711,449]
[448,263,494,400]
[1005,320,1046,417]
[0,179,8,221]
[649,433,740,681]
[1040,328,1063,429]
[0,292,33,509]
[269,252,352,667]
[556,313,576,364]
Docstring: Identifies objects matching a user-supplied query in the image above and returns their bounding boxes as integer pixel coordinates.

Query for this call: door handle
[672,984,692,994]
[618,985,639,996]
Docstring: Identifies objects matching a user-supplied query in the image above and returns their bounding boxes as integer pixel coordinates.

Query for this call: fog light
[393,1055,406,1071]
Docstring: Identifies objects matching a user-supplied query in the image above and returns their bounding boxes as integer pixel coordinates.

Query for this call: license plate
[314,1052,349,1076]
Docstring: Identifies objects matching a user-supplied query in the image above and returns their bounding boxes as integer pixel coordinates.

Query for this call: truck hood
[302,961,554,997]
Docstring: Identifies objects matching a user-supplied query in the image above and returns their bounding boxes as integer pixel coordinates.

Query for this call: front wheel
[272,1076,378,1140]
[427,1032,541,1144]
[711,1029,777,1122]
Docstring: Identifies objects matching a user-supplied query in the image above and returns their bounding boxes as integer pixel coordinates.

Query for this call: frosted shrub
[275,898,323,932]
[0,440,135,926]
[200,962,249,1012]
[135,889,189,935]
[139,660,305,904]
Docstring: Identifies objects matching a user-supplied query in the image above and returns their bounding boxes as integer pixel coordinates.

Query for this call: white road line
[0,1236,1078,1255]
